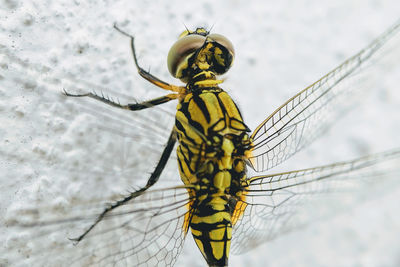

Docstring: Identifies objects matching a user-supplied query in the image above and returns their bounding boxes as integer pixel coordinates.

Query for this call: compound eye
[167,34,206,78]
[208,33,235,58]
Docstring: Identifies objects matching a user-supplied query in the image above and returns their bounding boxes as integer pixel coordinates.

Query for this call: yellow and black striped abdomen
[175,89,250,266]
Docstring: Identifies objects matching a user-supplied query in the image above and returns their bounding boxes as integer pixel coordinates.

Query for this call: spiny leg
[63,88,178,111]
[70,129,177,243]
[63,24,185,109]
[113,24,184,93]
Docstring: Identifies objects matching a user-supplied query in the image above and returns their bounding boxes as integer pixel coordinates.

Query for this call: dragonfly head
[167,27,235,83]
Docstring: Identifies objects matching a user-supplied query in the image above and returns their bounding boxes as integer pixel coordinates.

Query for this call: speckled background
[1,0,400,266]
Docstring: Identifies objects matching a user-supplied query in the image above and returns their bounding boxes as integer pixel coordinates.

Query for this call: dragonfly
[2,19,400,267]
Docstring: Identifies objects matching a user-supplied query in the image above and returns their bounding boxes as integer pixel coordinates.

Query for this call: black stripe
[175,119,185,133]
[175,118,199,147]
[230,117,251,132]
[215,92,229,125]
[193,93,211,123]
[190,220,231,233]
[179,98,206,137]
[177,145,185,174]
[182,146,195,174]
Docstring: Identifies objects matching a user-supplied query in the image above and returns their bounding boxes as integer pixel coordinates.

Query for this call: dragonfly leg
[114,24,185,93]
[70,129,177,243]
[63,89,179,111]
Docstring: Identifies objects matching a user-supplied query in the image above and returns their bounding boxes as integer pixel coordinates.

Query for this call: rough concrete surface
[1,0,400,266]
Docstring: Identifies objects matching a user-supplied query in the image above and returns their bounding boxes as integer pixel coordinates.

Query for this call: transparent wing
[0,42,178,191]
[4,184,193,266]
[1,43,189,266]
[231,148,400,254]
[248,19,400,172]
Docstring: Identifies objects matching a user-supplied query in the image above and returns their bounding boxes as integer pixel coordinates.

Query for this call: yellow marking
[198,61,210,70]
[210,201,227,212]
[193,71,215,79]
[198,194,207,202]
[214,47,225,66]
[227,226,232,239]
[207,162,214,174]
[192,72,202,79]
[191,229,202,237]
[178,27,208,39]
[210,241,224,260]
[234,160,244,173]
[213,172,224,190]
[213,171,231,191]
[194,79,223,87]
[226,239,231,259]
[210,227,226,240]
[195,43,215,71]
[201,93,225,129]
[218,92,242,120]
[180,28,208,38]
[175,56,190,80]
[188,98,211,134]
[189,160,199,174]
[209,196,228,205]
[194,238,205,256]
[201,178,210,184]
[230,119,247,130]
[177,147,193,182]
[212,120,226,132]
[196,28,208,35]
[191,211,230,225]
[222,138,234,156]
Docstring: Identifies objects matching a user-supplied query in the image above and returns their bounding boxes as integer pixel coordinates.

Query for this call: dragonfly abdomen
[190,197,232,267]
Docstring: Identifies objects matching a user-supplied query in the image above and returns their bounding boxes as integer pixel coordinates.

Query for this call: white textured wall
[1,0,400,266]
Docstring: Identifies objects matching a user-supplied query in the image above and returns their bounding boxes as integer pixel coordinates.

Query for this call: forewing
[232,148,400,254]
[1,42,188,266]
[248,20,400,172]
